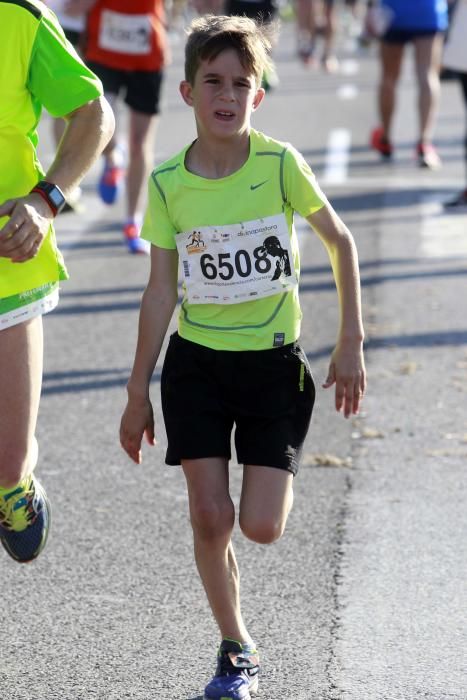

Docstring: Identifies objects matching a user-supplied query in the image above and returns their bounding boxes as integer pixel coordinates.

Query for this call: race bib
[98,11,152,55]
[176,214,298,305]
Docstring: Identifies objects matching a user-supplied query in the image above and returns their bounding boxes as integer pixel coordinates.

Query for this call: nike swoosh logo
[250,180,268,191]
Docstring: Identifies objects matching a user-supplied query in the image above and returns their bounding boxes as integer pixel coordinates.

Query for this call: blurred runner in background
[367,0,448,168]
[73,0,169,255]
[295,0,340,72]
[442,0,467,207]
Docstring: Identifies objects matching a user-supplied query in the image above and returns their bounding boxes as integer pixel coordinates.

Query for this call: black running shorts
[225,0,277,23]
[382,29,439,44]
[86,62,164,115]
[161,333,315,475]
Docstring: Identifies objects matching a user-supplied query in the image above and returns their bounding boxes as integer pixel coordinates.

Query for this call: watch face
[49,187,65,207]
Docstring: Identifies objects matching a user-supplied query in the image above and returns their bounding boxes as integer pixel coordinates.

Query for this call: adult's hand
[0,194,54,263]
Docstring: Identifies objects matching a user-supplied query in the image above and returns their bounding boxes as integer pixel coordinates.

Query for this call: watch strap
[30,180,66,217]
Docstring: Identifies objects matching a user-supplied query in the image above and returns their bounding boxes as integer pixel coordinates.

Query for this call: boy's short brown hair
[184,14,275,86]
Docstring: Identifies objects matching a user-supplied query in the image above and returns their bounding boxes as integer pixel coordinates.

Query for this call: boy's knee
[190,497,235,540]
[239,514,285,545]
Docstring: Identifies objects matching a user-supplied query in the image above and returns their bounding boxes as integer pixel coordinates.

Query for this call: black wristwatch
[30,180,66,216]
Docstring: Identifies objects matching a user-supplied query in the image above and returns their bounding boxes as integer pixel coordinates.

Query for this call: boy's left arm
[306,203,366,418]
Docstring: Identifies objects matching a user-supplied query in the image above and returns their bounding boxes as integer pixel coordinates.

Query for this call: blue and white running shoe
[204,638,259,700]
[98,163,125,205]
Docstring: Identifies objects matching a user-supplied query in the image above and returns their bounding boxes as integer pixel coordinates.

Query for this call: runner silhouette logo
[259,236,292,281]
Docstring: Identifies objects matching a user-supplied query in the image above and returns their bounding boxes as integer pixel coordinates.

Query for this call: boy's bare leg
[182,457,252,643]
[239,465,294,545]
[0,317,43,488]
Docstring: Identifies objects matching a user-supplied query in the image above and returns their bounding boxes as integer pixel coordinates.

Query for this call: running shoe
[98,164,125,205]
[444,189,467,210]
[124,222,151,255]
[204,639,260,700]
[297,37,316,67]
[416,142,441,170]
[322,54,339,74]
[0,475,50,563]
[370,127,393,159]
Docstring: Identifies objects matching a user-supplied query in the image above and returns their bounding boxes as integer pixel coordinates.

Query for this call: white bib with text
[98,11,152,55]
[176,214,298,305]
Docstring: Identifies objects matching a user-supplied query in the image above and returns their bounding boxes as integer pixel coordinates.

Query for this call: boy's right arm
[120,245,179,464]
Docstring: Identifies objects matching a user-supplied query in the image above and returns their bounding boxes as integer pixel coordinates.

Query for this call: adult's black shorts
[86,61,164,115]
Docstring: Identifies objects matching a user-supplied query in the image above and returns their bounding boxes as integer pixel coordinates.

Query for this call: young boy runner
[120,15,366,700]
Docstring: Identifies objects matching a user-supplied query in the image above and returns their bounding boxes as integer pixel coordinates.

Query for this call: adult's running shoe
[0,475,50,563]
[98,164,125,205]
[370,126,393,159]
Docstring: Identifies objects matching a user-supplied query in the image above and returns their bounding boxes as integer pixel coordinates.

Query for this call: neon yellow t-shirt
[141,129,326,351]
[0,0,103,298]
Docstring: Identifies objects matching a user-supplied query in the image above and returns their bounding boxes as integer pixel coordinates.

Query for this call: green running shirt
[0,0,103,298]
[142,129,326,351]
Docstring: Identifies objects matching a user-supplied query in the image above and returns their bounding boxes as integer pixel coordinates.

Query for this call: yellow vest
[0,1,68,298]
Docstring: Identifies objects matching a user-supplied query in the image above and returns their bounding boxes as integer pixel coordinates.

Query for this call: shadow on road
[42,368,161,395]
[40,321,467,397]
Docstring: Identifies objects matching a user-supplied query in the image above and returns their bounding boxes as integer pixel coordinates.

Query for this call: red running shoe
[370,127,393,159]
[416,142,441,170]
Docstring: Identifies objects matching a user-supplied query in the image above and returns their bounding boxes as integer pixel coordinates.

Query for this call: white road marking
[419,193,467,258]
[340,59,359,76]
[337,84,358,100]
[323,128,351,185]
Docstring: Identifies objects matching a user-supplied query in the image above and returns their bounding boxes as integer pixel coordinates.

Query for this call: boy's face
[180,49,265,140]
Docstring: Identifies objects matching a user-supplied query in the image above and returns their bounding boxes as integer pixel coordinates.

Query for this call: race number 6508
[199,247,272,280]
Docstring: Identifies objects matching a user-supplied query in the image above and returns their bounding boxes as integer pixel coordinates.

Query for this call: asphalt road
[2,18,466,700]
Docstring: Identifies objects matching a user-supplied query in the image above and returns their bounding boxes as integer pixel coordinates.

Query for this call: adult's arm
[0,96,114,263]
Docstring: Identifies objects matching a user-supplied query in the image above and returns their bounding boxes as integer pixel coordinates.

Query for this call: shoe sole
[370,129,393,159]
[98,187,120,205]
[203,695,254,700]
[444,203,467,212]
[371,142,392,159]
[418,159,441,170]
[203,676,259,700]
